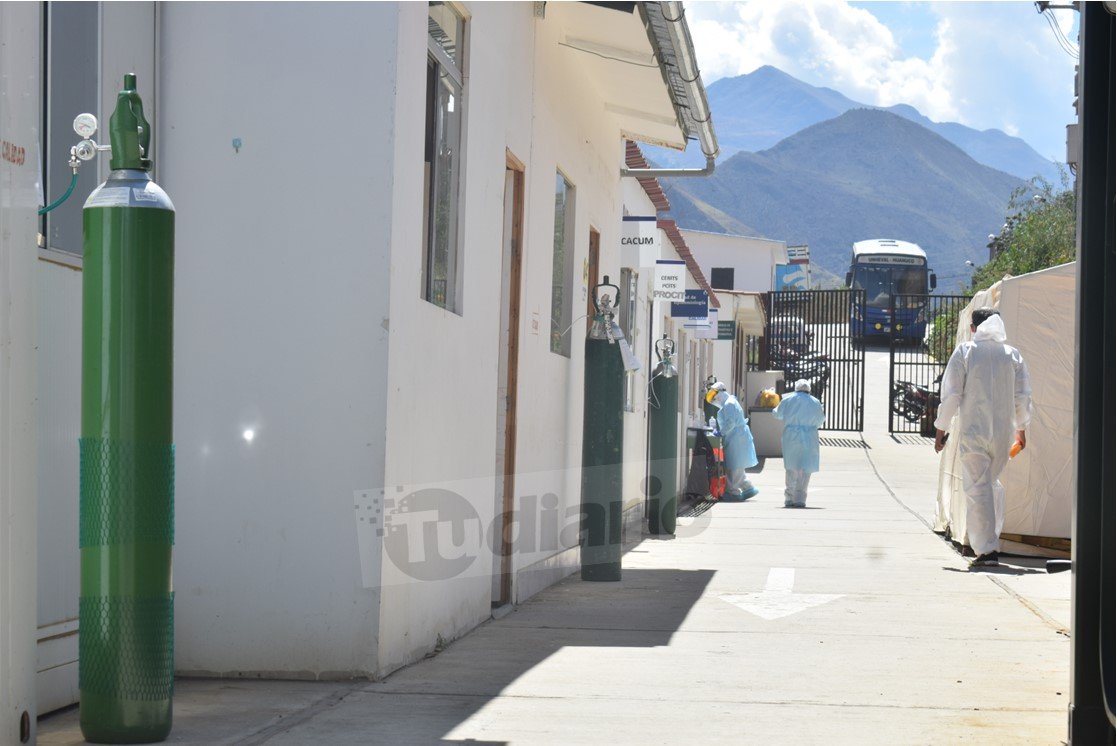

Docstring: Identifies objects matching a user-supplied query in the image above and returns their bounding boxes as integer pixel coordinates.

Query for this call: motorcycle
[771,343,831,401]
[891,374,942,435]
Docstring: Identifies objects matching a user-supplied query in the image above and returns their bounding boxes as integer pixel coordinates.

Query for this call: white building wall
[618,181,657,536]
[681,229,786,293]
[159,2,397,677]
[23,0,710,686]
[35,264,81,714]
[378,1,644,674]
[712,336,735,396]
[0,1,42,737]
[378,1,514,674]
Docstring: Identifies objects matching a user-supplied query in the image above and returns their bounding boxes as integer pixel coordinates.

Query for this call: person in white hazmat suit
[773,379,825,508]
[933,308,1032,567]
[706,382,760,501]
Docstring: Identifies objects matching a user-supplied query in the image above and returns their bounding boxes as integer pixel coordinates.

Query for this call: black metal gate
[766,289,865,432]
[888,294,973,434]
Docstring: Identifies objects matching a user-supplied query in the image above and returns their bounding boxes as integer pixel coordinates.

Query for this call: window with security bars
[422,2,466,313]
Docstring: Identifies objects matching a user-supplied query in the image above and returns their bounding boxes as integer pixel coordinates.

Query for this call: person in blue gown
[706,382,759,501]
[773,379,825,508]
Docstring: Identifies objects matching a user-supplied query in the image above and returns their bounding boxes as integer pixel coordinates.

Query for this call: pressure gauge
[73,113,98,139]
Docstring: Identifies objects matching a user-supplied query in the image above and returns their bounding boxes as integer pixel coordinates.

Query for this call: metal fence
[766,289,866,432]
[888,293,973,434]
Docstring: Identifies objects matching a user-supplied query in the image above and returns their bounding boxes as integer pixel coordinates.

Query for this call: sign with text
[622,216,660,268]
[717,320,736,341]
[856,254,923,266]
[692,308,719,340]
[671,288,708,318]
[653,259,687,302]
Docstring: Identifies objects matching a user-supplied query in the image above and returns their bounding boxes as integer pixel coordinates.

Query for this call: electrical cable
[647,370,664,410]
[38,171,78,215]
[553,313,590,339]
[1041,9,1079,58]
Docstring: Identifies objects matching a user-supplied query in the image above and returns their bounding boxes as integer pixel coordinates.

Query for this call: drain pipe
[621,1,718,179]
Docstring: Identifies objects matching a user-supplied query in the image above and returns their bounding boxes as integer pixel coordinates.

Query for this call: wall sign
[622,215,660,268]
[670,288,708,318]
[653,259,686,302]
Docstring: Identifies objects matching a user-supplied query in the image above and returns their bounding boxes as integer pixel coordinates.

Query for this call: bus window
[894,268,925,295]
[853,266,892,307]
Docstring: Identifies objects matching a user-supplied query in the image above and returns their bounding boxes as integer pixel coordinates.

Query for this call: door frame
[585,228,601,331]
[496,150,525,606]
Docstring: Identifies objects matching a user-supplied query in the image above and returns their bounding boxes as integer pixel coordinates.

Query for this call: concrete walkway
[40,349,1071,744]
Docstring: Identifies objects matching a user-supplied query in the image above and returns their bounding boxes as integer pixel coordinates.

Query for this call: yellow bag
[756,388,781,408]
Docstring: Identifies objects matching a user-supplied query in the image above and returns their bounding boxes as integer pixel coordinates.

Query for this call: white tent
[935,262,1076,557]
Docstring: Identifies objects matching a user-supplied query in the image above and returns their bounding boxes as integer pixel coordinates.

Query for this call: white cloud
[687,0,961,121]
[925,2,1076,159]
[686,0,1078,160]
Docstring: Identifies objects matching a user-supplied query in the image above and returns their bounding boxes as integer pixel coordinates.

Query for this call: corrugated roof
[657,218,721,309]
[625,141,670,212]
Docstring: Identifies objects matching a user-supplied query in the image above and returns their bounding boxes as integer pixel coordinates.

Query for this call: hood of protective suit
[712,391,729,409]
[973,314,1008,343]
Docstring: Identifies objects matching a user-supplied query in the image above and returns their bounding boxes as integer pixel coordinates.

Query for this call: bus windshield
[853,265,927,308]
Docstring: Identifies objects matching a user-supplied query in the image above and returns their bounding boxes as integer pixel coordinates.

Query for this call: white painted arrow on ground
[720,568,844,620]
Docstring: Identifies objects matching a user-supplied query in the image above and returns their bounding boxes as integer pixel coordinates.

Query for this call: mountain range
[651,65,1062,186]
[661,107,1029,291]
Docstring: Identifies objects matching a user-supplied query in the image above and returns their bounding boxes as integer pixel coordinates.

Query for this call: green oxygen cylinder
[581,278,625,581]
[647,336,679,535]
[79,74,175,744]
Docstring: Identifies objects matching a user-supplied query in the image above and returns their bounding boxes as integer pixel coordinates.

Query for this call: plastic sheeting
[935,263,1075,555]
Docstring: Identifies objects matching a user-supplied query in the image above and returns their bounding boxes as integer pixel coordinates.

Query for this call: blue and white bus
[846,239,937,341]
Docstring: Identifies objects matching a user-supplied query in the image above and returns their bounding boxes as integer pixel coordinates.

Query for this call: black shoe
[970,552,999,568]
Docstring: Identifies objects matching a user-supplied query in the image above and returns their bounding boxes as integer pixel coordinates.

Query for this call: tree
[970,175,1076,292]
[926,174,1076,358]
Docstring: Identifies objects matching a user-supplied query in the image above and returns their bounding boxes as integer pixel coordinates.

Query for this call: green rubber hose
[38,171,79,215]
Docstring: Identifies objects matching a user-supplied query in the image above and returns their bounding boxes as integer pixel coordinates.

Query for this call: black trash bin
[685,426,725,502]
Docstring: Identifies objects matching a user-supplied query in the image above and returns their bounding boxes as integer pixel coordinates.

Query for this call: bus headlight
[874,323,882,330]
[896,323,903,331]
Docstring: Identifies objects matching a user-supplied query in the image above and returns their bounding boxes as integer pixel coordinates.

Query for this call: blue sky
[686,1,1079,162]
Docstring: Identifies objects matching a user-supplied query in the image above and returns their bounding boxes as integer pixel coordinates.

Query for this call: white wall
[0,2,41,738]
[36,263,81,714]
[21,0,710,689]
[681,229,786,293]
[377,2,648,674]
[160,2,397,677]
[619,181,657,531]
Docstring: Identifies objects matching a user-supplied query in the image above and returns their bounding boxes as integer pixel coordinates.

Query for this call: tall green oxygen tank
[581,278,625,581]
[647,335,678,535]
[79,74,175,743]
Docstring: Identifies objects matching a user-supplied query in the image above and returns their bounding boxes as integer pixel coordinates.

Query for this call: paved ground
[39,349,1071,744]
